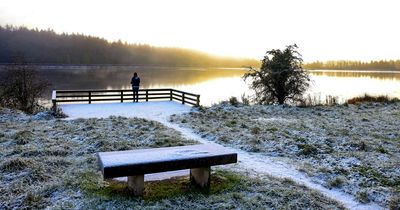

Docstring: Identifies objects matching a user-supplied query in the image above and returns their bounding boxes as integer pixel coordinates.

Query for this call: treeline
[304,60,400,71]
[0,25,259,67]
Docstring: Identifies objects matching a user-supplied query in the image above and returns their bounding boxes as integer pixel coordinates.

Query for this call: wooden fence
[52,88,200,110]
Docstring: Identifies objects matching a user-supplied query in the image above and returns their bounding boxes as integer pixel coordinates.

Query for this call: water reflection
[307,70,400,103]
[1,66,399,106]
[35,66,249,106]
[37,66,246,91]
[309,70,400,81]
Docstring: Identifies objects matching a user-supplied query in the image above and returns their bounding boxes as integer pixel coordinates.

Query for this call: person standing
[131,72,140,102]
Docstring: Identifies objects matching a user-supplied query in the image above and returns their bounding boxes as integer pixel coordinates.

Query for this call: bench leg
[190,167,210,188]
[127,175,144,196]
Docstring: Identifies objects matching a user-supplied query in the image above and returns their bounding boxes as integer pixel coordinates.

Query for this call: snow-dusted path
[61,102,382,210]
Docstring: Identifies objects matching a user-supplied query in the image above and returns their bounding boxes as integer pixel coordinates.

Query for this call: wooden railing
[51,88,200,110]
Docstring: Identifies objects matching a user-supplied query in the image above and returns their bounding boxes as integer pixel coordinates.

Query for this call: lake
[3,66,400,106]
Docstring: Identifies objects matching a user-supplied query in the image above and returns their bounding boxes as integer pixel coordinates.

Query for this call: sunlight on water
[307,71,400,103]
[12,66,399,106]
[148,77,252,106]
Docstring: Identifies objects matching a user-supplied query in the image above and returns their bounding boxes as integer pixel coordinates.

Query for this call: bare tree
[0,58,49,113]
[244,44,310,105]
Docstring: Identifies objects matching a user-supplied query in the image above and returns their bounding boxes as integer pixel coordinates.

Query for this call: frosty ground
[1,101,398,209]
[0,104,344,209]
[171,101,400,209]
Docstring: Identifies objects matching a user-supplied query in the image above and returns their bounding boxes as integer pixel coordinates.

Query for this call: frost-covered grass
[0,108,194,209]
[0,108,344,209]
[171,102,400,209]
[76,170,344,209]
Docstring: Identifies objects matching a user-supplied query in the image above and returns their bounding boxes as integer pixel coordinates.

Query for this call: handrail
[51,88,200,110]
[55,88,171,93]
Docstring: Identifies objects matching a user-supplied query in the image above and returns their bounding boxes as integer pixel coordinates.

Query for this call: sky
[0,0,399,62]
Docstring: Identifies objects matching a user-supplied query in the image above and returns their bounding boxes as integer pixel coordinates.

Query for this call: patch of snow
[61,101,192,121]
[99,144,235,168]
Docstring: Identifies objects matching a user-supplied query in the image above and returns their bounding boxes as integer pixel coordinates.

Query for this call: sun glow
[1,0,400,61]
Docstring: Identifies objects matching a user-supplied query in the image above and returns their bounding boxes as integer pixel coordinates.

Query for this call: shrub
[229,96,239,106]
[244,44,310,105]
[0,58,50,114]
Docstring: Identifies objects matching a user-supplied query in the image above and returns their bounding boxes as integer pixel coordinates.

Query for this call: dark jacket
[131,76,140,87]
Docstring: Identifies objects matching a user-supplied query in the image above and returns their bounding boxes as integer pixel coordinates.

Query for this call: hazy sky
[1,0,399,61]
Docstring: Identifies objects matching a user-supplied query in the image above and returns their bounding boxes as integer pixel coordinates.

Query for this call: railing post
[121,90,123,103]
[51,90,57,111]
[182,93,185,104]
[170,89,172,101]
[196,95,200,107]
[89,91,91,104]
[146,90,148,102]
[52,100,57,111]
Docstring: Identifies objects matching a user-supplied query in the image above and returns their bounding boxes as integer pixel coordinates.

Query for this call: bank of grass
[0,108,344,209]
[172,101,400,208]
[346,94,399,105]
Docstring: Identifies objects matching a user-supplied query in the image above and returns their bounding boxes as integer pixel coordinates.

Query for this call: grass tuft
[356,190,370,203]
[13,130,34,144]
[251,126,261,135]
[229,96,240,106]
[376,146,388,154]
[297,144,318,156]
[0,157,34,172]
[389,195,400,210]
[328,176,345,188]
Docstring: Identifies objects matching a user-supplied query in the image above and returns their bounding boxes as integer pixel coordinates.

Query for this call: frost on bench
[97,144,237,195]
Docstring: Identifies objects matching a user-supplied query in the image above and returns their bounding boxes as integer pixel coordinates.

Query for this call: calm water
[4,66,400,106]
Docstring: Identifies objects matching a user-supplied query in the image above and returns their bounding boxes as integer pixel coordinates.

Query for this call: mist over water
[3,66,399,106]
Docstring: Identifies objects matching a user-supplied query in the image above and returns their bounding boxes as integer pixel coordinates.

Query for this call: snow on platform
[61,101,192,121]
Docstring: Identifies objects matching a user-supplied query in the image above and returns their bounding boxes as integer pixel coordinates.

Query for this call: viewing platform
[52,88,200,111]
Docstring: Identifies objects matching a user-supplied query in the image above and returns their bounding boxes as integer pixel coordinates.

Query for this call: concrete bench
[97,144,237,195]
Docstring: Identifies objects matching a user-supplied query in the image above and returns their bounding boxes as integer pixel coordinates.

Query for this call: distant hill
[0,25,259,67]
[304,60,400,71]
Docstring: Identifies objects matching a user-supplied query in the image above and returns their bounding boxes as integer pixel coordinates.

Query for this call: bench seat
[97,144,237,195]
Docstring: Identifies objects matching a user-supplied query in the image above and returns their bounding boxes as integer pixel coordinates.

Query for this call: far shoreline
[1,63,400,72]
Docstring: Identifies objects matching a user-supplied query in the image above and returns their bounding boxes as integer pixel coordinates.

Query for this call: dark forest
[0,25,259,67]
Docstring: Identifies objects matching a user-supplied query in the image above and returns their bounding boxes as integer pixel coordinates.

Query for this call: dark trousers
[132,86,139,102]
